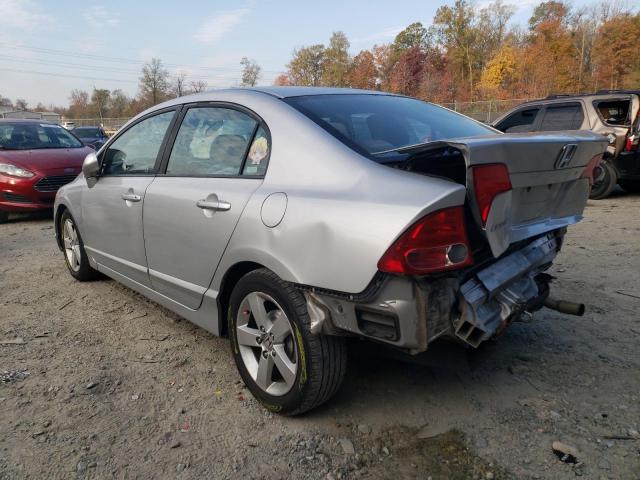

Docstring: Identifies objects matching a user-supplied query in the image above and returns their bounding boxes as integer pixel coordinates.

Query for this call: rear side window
[495,108,540,133]
[593,99,631,126]
[538,104,584,131]
[166,107,260,176]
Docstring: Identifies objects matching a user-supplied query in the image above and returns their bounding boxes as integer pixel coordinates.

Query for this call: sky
[0,0,600,108]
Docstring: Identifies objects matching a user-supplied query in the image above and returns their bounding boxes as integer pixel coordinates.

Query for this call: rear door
[143,104,270,309]
[81,109,178,286]
[537,102,586,131]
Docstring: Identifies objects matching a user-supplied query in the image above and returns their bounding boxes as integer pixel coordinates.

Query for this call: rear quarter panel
[211,96,467,294]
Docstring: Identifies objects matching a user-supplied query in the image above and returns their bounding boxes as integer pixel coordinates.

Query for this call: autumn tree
[139,58,171,108]
[240,57,262,87]
[592,13,640,90]
[273,74,292,86]
[347,50,377,90]
[109,89,131,117]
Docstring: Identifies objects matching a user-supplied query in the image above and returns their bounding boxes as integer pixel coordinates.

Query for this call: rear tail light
[581,154,603,185]
[472,163,512,226]
[625,132,639,152]
[377,206,473,275]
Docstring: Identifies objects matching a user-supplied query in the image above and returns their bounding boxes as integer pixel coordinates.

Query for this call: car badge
[555,144,577,169]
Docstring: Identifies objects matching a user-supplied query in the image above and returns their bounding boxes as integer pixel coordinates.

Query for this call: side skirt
[95,262,222,336]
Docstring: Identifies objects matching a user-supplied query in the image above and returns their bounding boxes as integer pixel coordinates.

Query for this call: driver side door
[81,108,178,286]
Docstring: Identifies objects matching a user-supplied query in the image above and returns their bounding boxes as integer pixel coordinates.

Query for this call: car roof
[243,86,393,98]
[518,91,640,107]
[0,118,56,125]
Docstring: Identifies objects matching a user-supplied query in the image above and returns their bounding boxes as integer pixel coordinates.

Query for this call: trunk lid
[397,131,607,257]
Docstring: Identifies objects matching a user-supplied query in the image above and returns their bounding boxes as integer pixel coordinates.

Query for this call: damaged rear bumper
[305,230,565,353]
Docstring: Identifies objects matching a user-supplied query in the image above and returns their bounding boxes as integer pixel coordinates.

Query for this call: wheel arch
[54,203,69,251]
[216,261,265,336]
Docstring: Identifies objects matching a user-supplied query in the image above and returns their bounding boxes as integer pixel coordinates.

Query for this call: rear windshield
[284,94,495,156]
[0,122,83,150]
[593,99,631,126]
[73,127,101,137]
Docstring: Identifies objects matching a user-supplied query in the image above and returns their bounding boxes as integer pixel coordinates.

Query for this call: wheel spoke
[272,344,296,387]
[255,354,274,391]
[63,237,72,249]
[72,245,81,265]
[269,312,291,342]
[248,293,270,329]
[236,325,261,347]
[64,221,73,240]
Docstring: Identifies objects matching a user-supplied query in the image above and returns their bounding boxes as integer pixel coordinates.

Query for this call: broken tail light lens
[377,206,473,275]
[625,133,639,152]
[472,163,512,226]
[581,154,603,186]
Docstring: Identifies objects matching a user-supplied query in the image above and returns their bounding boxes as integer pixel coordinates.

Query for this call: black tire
[589,161,618,200]
[59,210,99,281]
[0,211,8,223]
[618,179,640,194]
[228,268,347,415]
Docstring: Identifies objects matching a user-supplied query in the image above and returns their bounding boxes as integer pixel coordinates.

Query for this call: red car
[0,119,93,222]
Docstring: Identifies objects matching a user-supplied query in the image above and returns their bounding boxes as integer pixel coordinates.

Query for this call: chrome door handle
[196,199,231,211]
[121,193,142,202]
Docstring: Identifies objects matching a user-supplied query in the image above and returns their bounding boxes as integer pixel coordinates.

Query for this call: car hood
[0,147,92,174]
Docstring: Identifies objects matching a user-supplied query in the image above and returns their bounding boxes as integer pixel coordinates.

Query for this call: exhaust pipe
[543,297,585,316]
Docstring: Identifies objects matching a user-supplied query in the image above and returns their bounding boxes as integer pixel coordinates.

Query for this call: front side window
[285,94,494,157]
[0,122,83,150]
[538,104,584,131]
[166,107,259,176]
[496,107,540,133]
[101,111,175,175]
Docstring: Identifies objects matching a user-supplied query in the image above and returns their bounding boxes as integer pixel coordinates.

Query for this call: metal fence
[440,98,532,123]
[63,98,532,134]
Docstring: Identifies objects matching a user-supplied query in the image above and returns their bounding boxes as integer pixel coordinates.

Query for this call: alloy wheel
[62,218,81,272]
[236,291,298,396]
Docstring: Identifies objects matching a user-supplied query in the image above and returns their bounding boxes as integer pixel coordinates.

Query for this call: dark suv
[492,90,640,199]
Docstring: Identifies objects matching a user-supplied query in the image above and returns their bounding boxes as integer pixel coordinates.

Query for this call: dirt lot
[1,191,639,480]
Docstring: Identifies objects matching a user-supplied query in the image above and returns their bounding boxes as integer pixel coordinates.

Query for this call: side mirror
[82,152,99,188]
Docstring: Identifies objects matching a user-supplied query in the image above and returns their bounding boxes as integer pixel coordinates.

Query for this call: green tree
[322,32,351,87]
[287,44,325,86]
[392,22,429,53]
[138,58,171,107]
[433,0,479,99]
[240,57,262,87]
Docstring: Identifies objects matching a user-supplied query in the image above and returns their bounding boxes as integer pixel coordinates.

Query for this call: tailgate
[453,131,607,257]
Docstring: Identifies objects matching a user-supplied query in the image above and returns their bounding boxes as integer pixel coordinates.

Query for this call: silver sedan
[54,87,606,414]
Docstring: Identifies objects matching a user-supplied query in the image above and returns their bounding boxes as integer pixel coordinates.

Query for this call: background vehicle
[492,90,640,199]
[54,87,606,414]
[61,121,75,130]
[0,119,92,223]
[72,126,109,150]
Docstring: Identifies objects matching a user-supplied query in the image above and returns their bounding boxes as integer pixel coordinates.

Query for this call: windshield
[73,127,101,137]
[284,94,495,157]
[0,123,83,150]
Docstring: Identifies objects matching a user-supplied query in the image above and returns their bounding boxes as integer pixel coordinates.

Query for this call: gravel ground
[1,191,639,479]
